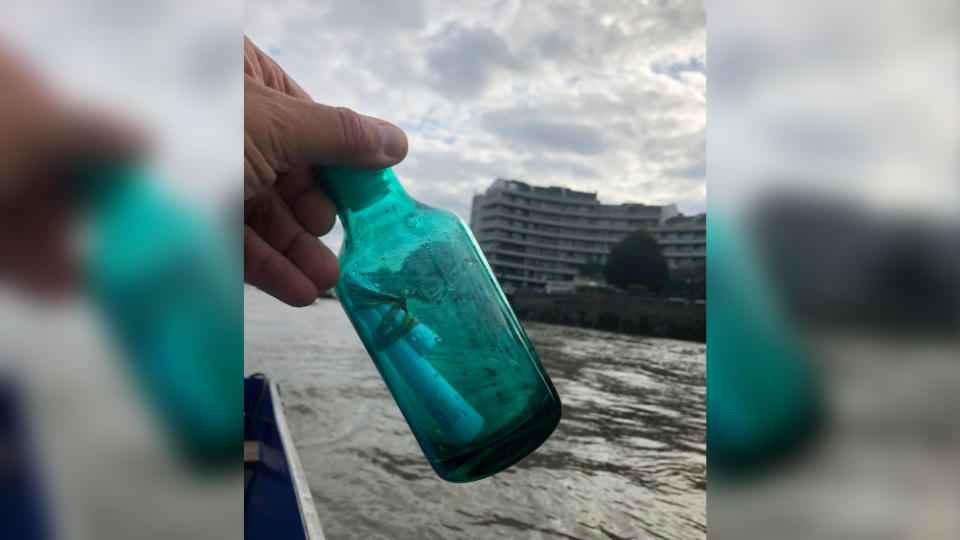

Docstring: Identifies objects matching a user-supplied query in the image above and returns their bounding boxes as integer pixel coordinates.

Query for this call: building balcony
[474,211,635,242]
[485,183,598,205]
[485,186,671,220]
[491,272,551,286]
[657,236,707,245]
[490,259,577,278]
[477,232,610,256]
[484,246,591,266]
[479,200,660,231]
[474,208,695,242]
[662,249,706,258]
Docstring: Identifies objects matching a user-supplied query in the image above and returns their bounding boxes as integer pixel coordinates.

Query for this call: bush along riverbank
[508,292,705,342]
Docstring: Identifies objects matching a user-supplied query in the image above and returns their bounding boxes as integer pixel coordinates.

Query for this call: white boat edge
[269,380,326,540]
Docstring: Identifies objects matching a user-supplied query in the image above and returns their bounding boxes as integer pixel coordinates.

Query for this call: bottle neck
[76,160,144,209]
[321,166,416,233]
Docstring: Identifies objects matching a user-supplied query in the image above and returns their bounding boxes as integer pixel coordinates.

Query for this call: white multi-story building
[469,179,705,292]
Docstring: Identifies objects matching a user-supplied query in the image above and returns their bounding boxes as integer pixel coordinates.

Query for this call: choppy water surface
[245,287,705,539]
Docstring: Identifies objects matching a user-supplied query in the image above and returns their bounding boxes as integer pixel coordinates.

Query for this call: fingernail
[378,124,406,159]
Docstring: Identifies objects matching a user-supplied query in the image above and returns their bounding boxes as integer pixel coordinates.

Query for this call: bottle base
[431,398,561,483]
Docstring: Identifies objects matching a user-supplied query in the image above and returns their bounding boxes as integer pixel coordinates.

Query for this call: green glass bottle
[322,166,561,482]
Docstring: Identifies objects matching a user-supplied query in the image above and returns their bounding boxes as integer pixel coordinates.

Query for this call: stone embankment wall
[509,292,705,342]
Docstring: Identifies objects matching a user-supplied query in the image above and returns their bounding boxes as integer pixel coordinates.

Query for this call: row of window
[488,252,582,272]
[503,182,592,203]
[504,182,595,203]
[494,202,660,229]
[500,191,662,217]
[482,241,607,261]
[485,237,704,259]
[667,257,706,267]
[660,232,706,240]
[481,241,706,262]
[481,215,634,239]
[492,266,568,282]
[489,250,584,270]
[478,216,705,244]
[663,245,706,253]
[480,229,608,251]
[503,194,594,213]
[482,237,703,261]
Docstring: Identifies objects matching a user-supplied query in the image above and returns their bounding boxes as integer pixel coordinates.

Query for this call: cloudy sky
[246,0,705,225]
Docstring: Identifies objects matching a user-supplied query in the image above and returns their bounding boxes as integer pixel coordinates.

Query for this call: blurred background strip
[0,2,242,540]
[708,0,959,539]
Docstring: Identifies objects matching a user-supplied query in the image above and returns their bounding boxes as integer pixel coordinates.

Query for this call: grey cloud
[249,0,705,219]
[572,90,694,126]
[639,129,705,163]
[664,160,705,179]
[427,24,524,99]
[532,11,628,61]
[651,0,707,33]
[533,31,577,60]
[530,0,704,64]
[395,151,504,219]
[325,0,424,31]
[481,110,607,155]
[519,158,602,180]
[414,187,480,222]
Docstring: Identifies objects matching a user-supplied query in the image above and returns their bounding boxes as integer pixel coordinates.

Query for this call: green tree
[667,262,705,299]
[577,261,606,278]
[605,230,669,293]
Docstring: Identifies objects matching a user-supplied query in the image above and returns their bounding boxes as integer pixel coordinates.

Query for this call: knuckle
[334,107,376,154]
[243,192,274,229]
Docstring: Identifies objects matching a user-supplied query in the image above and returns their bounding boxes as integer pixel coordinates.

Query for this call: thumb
[246,81,407,172]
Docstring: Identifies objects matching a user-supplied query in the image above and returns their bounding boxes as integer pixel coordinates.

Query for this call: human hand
[243,36,407,306]
[0,43,139,296]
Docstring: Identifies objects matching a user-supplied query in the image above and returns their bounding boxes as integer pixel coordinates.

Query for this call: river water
[245,286,705,539]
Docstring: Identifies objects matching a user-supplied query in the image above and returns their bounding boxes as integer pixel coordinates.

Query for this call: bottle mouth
[320,166,393,212]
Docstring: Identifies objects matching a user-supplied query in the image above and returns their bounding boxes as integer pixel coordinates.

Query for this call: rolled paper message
[347,278,485,445]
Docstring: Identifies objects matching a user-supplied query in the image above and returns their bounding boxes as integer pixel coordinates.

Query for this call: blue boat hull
[245,376,323,540]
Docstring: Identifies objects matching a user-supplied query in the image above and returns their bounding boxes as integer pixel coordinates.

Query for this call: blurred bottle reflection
[83,163,241,467]
[707,213,822,476]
